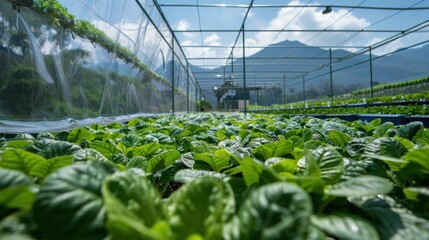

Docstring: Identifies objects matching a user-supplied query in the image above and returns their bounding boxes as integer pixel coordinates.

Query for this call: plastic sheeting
[0,0,198,133]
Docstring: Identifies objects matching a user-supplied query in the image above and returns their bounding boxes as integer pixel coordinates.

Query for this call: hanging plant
[10,0,33,7]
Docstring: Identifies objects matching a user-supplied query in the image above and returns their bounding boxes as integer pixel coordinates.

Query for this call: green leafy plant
[1,113,429,239]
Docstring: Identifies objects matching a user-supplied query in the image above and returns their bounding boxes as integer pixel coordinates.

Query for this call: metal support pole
[242,27,247,115]
[329,48,333,102]
[223,65,226,84]
[283,74,286,104]
[231,52,234,73]
[171,41,175,114]
[257,90,260,105]
[303,75,306,102]
[195,86,198,111]
[369,46,374,98]
[186,65,190,113]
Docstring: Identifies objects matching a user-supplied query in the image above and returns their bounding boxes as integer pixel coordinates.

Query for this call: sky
[58,0,429,72]
[157,0,429,68]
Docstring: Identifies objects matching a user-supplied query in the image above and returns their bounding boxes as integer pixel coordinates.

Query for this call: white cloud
[254,1,371,47]
[204,33,221,46]
[175,19,195,38]
[367,37,405,56]
[177,19,191,30]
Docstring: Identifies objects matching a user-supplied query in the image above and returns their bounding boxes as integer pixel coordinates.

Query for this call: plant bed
[358,114,408,126]
[1,113,429,239]
[408,115,429,126]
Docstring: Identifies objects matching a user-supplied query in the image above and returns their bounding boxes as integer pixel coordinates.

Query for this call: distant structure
[213,77,261,111]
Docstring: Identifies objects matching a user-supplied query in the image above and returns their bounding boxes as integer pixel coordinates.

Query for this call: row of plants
[250,89,429,111]
[251,104,429,116]
[1,113,429,239]
[9,0,188,97]
[351,76,429,96]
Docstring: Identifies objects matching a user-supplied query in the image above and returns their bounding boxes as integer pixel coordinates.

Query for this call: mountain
[193,40,429,108]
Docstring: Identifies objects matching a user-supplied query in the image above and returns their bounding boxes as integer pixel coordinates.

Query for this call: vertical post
[195,85,198,111]
[231,52,234,73]
[171,40,175,114]
[329,48,333,102]
[242,27,247,115]
[283,74,286,105]
[257,89,260,105]
[223,65,226,84]
[303,75,306,102]
[369,46,374,98]
[186,65,190,113]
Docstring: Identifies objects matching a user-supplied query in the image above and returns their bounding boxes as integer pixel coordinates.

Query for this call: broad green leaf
[178,124,208,140]
[269,158,297,174]
[361,154,406,172]
[288,136,304,148]
[155,163,183,186]
[132,143,161,158]
[241,156,280,187]
[350,195,429,240]
[370,118,382,127]
[174,169,230,183]
[0,149,46,175]
[153,133,173,144]
[90,140,122,158]
[414,128,429,145]
[252,140,294,161]
[168,177,235,240]
[67,128,94,144]
[328,130,352,148]
[126,156,147,169]
[0,186,35,213]
[297,147,344,184]
[169,127,184,140]
[225,182,312,240]
[37,132,55,140]
[103,172,168,240]
[73,148,109,162]
[29,155,73,179]
[0,169,34,214]
[342,159,369,180]
[14,134,35,140]
[190,140,212,153]
[109,153,128,165]
[194,153,230,172]
[394,137,415,150]
[373,122,394,137]
[27,139,81,158]
[247,137,271,149]
[179,152,194,167]
[311,214,379,240]
[283,176,325,193]
[304,139,326,149]
[403,187,429,201]
[1,140,32,150]
[0,168,32,189]
[325,175,393,197]
[34,161,116,240]
[120,134,142,148]
[403,147,429,174]
[395,121,424,141]
[145,150,181,173]
[364,137,408,159]
[345,138,369,160]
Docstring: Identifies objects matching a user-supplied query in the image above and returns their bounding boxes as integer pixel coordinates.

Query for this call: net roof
[155,0,429,96]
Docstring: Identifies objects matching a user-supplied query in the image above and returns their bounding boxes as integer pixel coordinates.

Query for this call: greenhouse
[1,0,429,239]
